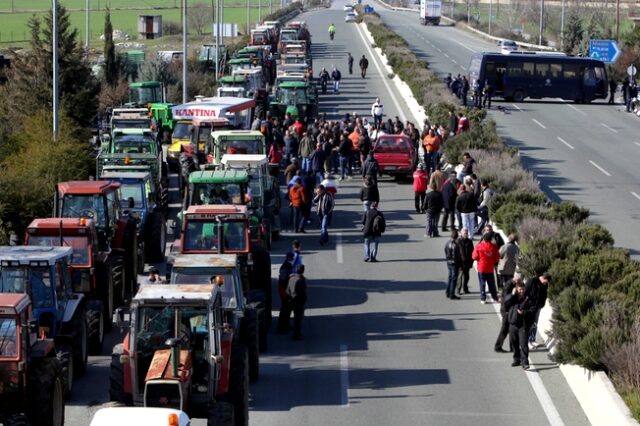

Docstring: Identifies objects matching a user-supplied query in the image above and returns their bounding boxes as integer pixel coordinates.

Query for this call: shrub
[518,237,570,278]
[472,149,539,194]
[516,217,567,243]
[566,224,615,257]
[541,201,590,225]
[162,20,181,36]
[489,190,546,214]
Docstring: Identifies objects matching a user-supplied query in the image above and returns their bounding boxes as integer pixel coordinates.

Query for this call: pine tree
[104,9,118,86]
[563,13,583,55]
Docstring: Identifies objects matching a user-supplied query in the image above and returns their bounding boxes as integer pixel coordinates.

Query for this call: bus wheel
[512,90,525,103]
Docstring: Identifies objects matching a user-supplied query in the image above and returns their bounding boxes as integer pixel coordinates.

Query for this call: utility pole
[616,0,620,42]
[215,0,219,80]
[467,0,470,24]
[269,0,272,15]
[560,0,565,50]
[246,0,250,35]
[259,0,262,23]
[53,0,59,142]
[85,0,90,55]
[182,0,188,104]
[539,0,544,46]
[488,0,492,35]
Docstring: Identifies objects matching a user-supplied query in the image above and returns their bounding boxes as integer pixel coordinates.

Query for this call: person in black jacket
[456,186,477,238]
[444,229,462,299]
[310,143,326,184]
[505,281,537,369]
[456,228,474,295]
[277,252,295,333]
[526,272,550,348]
[361,152,379,184]
[286,264,308,340]
[338,134,353,180]
[441,171,458,232]
[359,176,379,212]
[494,273,522,352]
[362,202,384,262]
[423,182,443,238]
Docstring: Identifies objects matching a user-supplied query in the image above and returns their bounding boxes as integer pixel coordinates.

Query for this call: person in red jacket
[472,232,500,303]
[412,163,428,213]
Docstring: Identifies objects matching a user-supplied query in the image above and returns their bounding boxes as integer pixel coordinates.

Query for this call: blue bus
[468,52,608,103]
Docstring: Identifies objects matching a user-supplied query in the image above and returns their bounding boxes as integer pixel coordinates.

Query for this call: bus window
[583,68,596,86]
[563,64,578,79]
[535,63,550,78]
[550,63,562,78]
[523,62,534,77]
[507,62,523,78]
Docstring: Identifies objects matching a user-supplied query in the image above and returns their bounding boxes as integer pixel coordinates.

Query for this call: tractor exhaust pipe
[165,338,181,378]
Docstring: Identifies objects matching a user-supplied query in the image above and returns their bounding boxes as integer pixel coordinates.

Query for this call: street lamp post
[53,0,59,142]
[539,0,544,46]
[85,0,90,55]
[488,0,492,36]
[182,0,188,104]
[560,0,565,50]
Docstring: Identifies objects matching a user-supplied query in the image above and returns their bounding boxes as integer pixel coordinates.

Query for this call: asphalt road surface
[65,2,593,425]
[376,5,640,255]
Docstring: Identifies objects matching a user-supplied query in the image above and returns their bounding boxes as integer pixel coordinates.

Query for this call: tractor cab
[110,108,154,133]
[184,170,250,211]
[209,130,266,167]
[128,81,163,105]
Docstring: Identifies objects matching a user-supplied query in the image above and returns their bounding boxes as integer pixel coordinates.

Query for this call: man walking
[506,281,536,369]
[359,54,369,78]
[286,264,308,340]
[482,79,493,109]
[310,143,326,184]
[359,176,379,212]
[472,232,500,304]
[444,229,462,300]
[299,131,314,173]
[526,272,550,349]
[609,77,617,104]
[277,252,295,333]
[457,228,474,295]
[313,184,335,245]
[412,163,428,213]
[362,201,385,262]
[424,182,443,238]
[331,66,342,94]
[498,233,519,288]
[347,52,354,75]
[338,133,353,181]
[441,170,458,232]
[494,272,522,352]
[288,179,308,233]
[456,185,477,238]
[371,98,384,130]
[362,152,380,184]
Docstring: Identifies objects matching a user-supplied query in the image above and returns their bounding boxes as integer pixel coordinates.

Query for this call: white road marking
[336,232,343,264]
[557,137,575,150]
[167,202,183,208]
[631,191,640,201]
[355,23,407,123]
[563,102,587,116]
[589,160,612,177]
[511,104,522,111]
[490,304,565,426]
[635,142,640,147]
[452,59,457,64]
[460,65,466,71]
[443,53,449,58]
[532,119,546,129]
[455,39,477,53]
[340,344,350,407]
[600,123,618,133]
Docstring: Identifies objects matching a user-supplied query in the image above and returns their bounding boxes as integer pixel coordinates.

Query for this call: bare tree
[189,2,213,36]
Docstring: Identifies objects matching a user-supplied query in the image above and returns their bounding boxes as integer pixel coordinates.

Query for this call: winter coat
[288,185,307,207]
[412,170,428,193]
[362,207,383,237]
[498,241,520,275]
[458,237,474,270]
[359,183,380,203]
[456,191,477,214]
[441,179,458,210]
[423,189,443,215]
[472,240,500,274]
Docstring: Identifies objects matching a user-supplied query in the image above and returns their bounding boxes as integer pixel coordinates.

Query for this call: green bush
[492,201,541,234]
[489,190,546,214]
[566,224,615,257]
[541,201,590,225]
[518,237,571,278]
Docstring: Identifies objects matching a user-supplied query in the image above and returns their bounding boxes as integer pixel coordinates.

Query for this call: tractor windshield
[111,119,152,130]
[183,220,248,252]
[191,183,244,206]
[61,195,106,228]
[120,183,145,209]
[130,86,161,104]
[172,122,192,139]
[0,318,18,359]
[27,236,90,265]
[170,269,237,309]
[0,267,53,309]
[282,88,307,104]
[220,138,264,155]
[112,135,155,154]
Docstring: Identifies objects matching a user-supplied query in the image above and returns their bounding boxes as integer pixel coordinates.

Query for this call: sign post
[627,65,637,78]
[588,39,621,64]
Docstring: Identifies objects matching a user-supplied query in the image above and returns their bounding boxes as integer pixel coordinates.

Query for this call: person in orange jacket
[412,163,428,213]
[472,232,500,304]
[289,179,308,233]
[422,129,441,174]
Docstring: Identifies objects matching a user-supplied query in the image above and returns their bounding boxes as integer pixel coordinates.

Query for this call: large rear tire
[240,309,260,383]
[72,308,89,377]
[56,345,73,398]
[28,356,65,426]
[86,300,104,355]
[207,402,234,426]
[109,344,132,405]
[97,261,115,332]
[221,343,249,426]
[108,255,126,310]
[145,212,167,263]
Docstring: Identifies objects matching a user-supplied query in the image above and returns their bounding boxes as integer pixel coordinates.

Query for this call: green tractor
[268,80,318,123]
[128,81,175,143]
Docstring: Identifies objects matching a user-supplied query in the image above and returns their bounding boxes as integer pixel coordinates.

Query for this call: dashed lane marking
[589,160,612,177]
[557,137,575,150]
[600,123,618,133]
[340,344,350,407]
[631,192,640,201]
[512,104,523,111]
[455,39,477,53]
[532,119,546,129]
[336,232,344,264]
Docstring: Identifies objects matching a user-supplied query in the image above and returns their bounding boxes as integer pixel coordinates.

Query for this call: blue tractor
[0,246,89,397]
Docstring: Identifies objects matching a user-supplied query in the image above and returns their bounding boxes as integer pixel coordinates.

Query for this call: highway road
[64,2,593,425]
[377,5,640,255]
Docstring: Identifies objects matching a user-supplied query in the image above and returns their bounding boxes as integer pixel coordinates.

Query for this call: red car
[372,134,416,178]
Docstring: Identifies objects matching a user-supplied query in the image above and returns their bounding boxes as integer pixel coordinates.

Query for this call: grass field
[0,0,281,44]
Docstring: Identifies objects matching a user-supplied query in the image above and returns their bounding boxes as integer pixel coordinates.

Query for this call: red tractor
[0,293,65,426]
[25,218,119,354]
[53,181,141,305]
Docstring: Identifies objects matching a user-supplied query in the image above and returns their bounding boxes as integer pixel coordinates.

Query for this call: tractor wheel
[109,344,132,404]
[145,212,167,263]
[86,300,104,355]
[240,308,260,383]
[108,255,126,311]
[56,345,73,397]
[247,299,268,352]
[72,307,89,377]
[250,248,272,315]
[28,356,65,426]
[207,402,234,426]
[221,343,249,426]
[98,262,115,332]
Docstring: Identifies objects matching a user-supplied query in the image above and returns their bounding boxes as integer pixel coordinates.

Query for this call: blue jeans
[302,157,311,173]
[314,170,324,184]
[339,155,351,178]
[425,211,440,237]
[461,212,476,239]
[363,200,372,212]
[319,213,332,243]
[424,152,437,174]
[529,309,542,343]
[334,80,340,93]
[293,206,305,231]
[478,272,499,301]
[446,264,460,297]
[373,114,382,129]
[364,236,379,260]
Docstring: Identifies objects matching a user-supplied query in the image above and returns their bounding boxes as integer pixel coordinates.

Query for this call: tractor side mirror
[116,307,130,329]
[28,319,38,335]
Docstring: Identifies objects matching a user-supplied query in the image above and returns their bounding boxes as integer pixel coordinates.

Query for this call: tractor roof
[188,169,249,184]
[220,75,247,84]
[172,253,238,269]
[0,293,31,314]
[221,154,268,168]
[128,81,161,88]
[99,165,152,176]
[133,284,220,304]
[100,171,152,181]
[0,246,73,265]
[228,58,252,65]
[279,81,308,89]
[212,129,264,139]
[238,46,263,54]
[27,217,95,231]
[58,180,120,195]
[184,204,248,217]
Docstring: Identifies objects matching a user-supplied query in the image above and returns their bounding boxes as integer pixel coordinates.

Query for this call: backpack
[372,212,386,234]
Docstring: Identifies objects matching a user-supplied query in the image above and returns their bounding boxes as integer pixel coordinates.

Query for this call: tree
[6,3,99,128]
[189,3,213,36]
[104,9,118,86]
[563,13,583,54]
